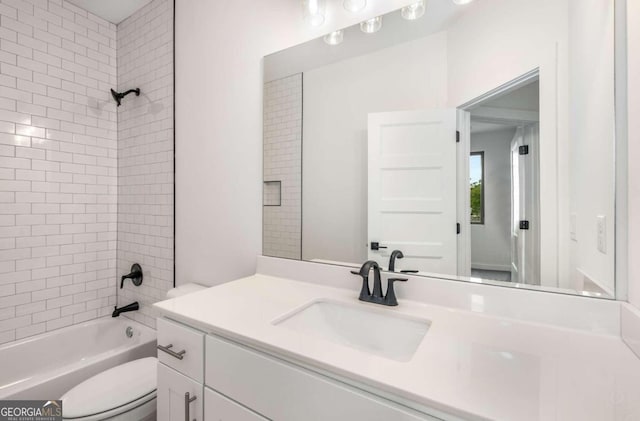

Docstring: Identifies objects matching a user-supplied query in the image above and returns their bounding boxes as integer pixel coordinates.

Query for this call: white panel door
[510,124,540,285]
[368,109,457,274]
[158,363,203,421]
[510,128,524,283]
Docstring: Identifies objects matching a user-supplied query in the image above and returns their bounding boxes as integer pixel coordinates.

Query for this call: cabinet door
[157,317,205,382]
[158,362,203,421]
[204,388,267,421]
[205,335,438,421]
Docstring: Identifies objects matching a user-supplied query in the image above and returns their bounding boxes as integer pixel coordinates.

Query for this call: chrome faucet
[351,261,407,306]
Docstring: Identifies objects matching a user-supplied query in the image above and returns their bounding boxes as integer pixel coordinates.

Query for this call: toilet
[61,357,157,421]
[61,283,207,420]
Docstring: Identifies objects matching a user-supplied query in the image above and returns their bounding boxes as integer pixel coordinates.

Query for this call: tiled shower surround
[116,0,174,328]
[263,74,302,260]
[0,0,118,345]
[0,0,174,344]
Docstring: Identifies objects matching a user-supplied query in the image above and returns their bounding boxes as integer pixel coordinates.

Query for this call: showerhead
[110,88,141,107]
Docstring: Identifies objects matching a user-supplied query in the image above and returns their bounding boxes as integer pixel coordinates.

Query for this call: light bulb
[343,0,366,12]
[303,0,326,26]
[401,0,426,20]
[324,30,344,45]
[360,16,382,34]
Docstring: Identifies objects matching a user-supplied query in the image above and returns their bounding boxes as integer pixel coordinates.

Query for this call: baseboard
[471,263,511,272]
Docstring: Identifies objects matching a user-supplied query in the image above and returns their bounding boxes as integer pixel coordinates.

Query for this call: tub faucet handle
[120,263,143,289]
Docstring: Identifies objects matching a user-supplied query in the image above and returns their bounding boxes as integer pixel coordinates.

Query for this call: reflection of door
[368,110,457,274]
[510,128,523,282]
[510,124,540,284]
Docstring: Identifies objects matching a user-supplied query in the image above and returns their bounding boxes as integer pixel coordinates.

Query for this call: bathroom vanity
[154,258,640,421]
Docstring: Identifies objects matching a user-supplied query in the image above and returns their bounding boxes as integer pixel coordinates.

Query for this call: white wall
[302,33,448,264]
[117,0,174,328]
[0,0,118,345]
[174,0,417,287]
[628,0,640,308]
[470,128,516,272]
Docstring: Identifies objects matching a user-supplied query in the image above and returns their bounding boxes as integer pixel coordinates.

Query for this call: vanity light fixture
[451,0,474,4]
[324,30,344,45]
[401,0,426,20]
[343,0,366,12]
[303,0,326,26]
[360,16,382,34]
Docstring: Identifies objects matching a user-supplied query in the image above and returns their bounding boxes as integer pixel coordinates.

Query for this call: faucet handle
[384,278,408,306]
[350,270,371,300]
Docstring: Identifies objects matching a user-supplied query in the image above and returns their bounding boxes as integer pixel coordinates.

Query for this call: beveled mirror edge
[614,0,628,301]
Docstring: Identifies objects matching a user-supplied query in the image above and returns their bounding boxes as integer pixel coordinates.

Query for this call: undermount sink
[273,300,430,362]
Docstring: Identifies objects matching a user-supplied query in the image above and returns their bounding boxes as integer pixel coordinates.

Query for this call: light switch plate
[597,215,606,254]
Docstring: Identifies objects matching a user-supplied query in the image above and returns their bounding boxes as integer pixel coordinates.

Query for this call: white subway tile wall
[0,0,118,345]
[263,74,302,260]
[116,0,173,328]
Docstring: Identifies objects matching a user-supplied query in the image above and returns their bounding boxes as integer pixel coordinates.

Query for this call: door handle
[157,343,186,360]
[185,392,197,421]
[371,242,387,251]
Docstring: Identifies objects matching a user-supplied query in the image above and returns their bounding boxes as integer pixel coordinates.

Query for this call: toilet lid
[61,357,157,418]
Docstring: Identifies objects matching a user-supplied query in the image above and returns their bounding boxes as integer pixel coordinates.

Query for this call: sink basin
[273,300,430,362]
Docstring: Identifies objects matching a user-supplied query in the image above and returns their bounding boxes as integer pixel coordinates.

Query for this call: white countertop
[154,275,640,421]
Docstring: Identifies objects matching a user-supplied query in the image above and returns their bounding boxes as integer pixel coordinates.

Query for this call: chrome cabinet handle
[185,392,196,421]
[157,343,186,360]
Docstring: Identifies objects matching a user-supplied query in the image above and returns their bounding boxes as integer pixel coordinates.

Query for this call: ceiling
[471,81,540,134]
[65,0,153,24]
[484,81,540,112]
[265,0,465,82]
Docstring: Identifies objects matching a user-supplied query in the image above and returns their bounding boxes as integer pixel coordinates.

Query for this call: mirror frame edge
[615,0,629,301]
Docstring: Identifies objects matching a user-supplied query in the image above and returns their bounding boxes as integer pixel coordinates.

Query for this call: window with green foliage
[470,152,484,224]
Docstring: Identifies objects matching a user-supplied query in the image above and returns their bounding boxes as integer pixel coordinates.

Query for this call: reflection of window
[470,152,484,224]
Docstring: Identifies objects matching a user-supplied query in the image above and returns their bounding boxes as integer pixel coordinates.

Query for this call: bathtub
[0,317,156,400]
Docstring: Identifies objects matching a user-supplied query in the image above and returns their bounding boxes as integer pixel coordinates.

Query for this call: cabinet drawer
[157,317,204,382]
[205,388,268,421]
[205,335,436,421]
[158,363,203,421]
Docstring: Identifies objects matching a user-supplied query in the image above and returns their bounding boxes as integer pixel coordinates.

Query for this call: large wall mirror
[262,0,617,298]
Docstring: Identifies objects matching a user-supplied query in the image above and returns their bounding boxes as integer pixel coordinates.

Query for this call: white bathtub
[0,317,156,400]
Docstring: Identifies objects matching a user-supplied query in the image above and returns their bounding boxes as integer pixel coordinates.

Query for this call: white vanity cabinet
[157,317,438,421]
[204,335,436,421]
[158,363,204,421]
[204,388,268,421]
[156,318,205,421]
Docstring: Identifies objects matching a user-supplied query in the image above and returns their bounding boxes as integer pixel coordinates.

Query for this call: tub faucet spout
[112,302,139,317]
